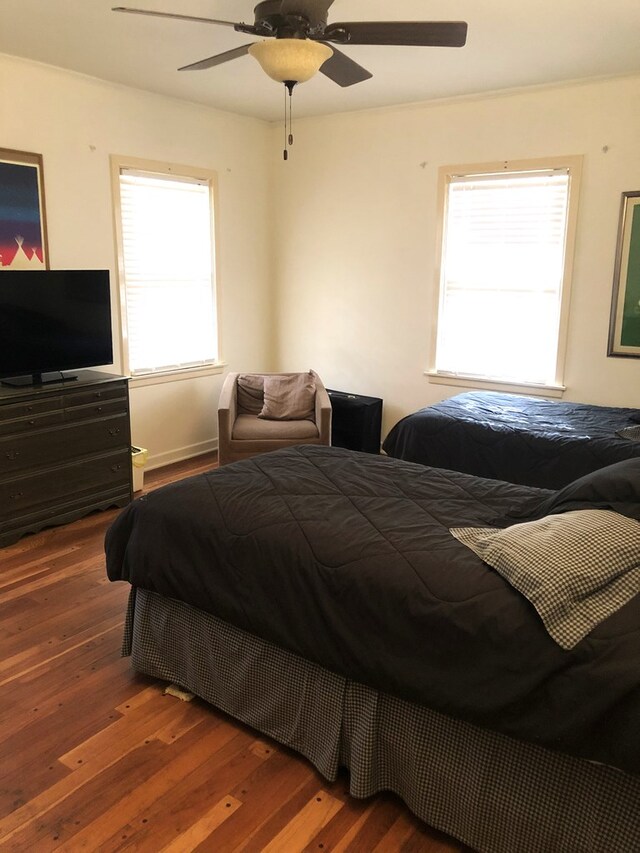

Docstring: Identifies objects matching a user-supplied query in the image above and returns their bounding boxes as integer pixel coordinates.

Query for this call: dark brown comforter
[105,445,640,775]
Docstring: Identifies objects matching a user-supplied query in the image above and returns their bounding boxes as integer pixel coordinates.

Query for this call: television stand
[1,371,79,388]
[0,370,132,548]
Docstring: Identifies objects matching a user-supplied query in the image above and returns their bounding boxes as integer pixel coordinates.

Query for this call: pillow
[509,457,640,522]
[451,509,640,649]
[259,372,316,421]
[236,374,265,415]
[617,425,640,441]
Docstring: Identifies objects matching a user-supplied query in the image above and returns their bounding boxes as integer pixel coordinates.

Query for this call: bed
[105,445,640,853]
[382,390,640,489]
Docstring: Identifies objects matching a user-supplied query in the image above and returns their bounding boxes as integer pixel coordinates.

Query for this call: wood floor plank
[58,690,199,768]
[205,745,313,851]
[0,698,193,842]
[372,814,424,851]
[0,629,128,729]
[231,776,333,853]
[0,543,104,594]
[303,795,376,853]
[114,684,163,715]
[4,739,171,851]
[0,656,133,754]
[42,721,240,851]
[333,793,404,852]
[107,725,272,852]
[0,513,117,576]
[0,451,470,853]
[160,795,243,853]
[0,611,124,685]
[261,789,344,853]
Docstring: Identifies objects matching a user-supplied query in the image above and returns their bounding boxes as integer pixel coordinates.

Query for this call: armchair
[217,370,332,466]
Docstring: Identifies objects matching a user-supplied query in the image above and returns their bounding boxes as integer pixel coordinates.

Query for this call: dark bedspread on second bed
[382,391,640,488]
[105,445,640,775]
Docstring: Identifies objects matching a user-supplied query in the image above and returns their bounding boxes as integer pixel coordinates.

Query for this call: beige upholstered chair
[217,370,332,466]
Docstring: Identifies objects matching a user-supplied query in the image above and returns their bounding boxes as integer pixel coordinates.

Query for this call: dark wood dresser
[0,371,132,548]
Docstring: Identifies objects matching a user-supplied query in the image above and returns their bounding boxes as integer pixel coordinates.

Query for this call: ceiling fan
[113,1,468,88]
[113,1,467,158]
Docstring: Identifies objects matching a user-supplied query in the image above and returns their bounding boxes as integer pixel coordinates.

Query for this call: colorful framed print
[608,191,640,357]
[0,148,49,270]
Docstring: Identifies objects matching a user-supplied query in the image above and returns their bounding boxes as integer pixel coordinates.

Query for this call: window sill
[425,371,566,399]
[129,362,226,389]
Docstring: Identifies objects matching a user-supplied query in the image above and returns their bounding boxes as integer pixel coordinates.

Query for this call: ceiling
[1,1,639,122]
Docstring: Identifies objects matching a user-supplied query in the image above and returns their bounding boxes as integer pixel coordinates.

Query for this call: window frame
[110,155,224,387]
[427,155,583,397]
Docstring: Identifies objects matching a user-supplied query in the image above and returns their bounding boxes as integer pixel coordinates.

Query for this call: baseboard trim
[146,439,218,471]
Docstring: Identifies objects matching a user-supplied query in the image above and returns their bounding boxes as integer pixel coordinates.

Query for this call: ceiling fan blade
[319,44,372,87]
[112,7,241,29]
[323,21,468,48]
[178,44,254,72]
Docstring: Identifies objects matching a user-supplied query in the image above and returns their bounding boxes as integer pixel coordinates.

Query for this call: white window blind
[119,169,217,376]
[435,169,571,385]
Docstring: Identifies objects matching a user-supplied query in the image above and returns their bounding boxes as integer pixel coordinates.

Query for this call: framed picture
[608,191,640,357]
[0,148,49,270]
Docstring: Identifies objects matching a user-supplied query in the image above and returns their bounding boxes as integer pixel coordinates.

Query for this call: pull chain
[289,86,294,147]
[283,84,288,161]
[283,81,296,161]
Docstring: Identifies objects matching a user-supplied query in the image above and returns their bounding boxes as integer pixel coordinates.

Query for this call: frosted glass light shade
[248,38,333,83]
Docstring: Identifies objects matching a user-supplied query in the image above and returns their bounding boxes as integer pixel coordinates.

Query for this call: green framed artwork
[608,191,640,357]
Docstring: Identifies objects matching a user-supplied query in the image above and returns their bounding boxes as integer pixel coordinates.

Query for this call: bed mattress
[382,391,640,488]
[105,445,640,775]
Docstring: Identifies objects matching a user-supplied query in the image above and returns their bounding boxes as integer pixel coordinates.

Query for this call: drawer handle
[5,451,20,461]
[10,491,23,500]
[111,463,123,472]
[108,427,120,436]
[96,406,103,413]
[28,419,35,425]
[95,392,102,398]
[25,405,33,413]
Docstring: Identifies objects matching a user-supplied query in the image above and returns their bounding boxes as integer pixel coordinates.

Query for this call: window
[431,157,582,392]
[112,158,219,379]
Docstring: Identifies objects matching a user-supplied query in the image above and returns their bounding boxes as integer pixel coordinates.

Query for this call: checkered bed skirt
[123,588,640,853]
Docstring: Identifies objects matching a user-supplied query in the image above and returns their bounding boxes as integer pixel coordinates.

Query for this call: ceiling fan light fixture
[248,38,333,84]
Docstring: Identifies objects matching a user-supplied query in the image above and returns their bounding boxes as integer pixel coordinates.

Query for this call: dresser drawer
[64,398,128,423]
[0,449,131,518]
[0,395,63,423]
[0,410,66,437]
[64,383,127,409]
[0,414,130,476]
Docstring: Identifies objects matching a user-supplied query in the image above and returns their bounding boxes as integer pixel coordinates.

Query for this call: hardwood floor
[0,454,470,852]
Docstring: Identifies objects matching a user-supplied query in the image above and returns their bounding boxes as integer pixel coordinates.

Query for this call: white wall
[4,56,640,462]
[0,53,273,467]
[271,76,640,437]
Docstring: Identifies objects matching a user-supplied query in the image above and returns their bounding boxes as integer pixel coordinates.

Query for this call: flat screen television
[0,269,113,387]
